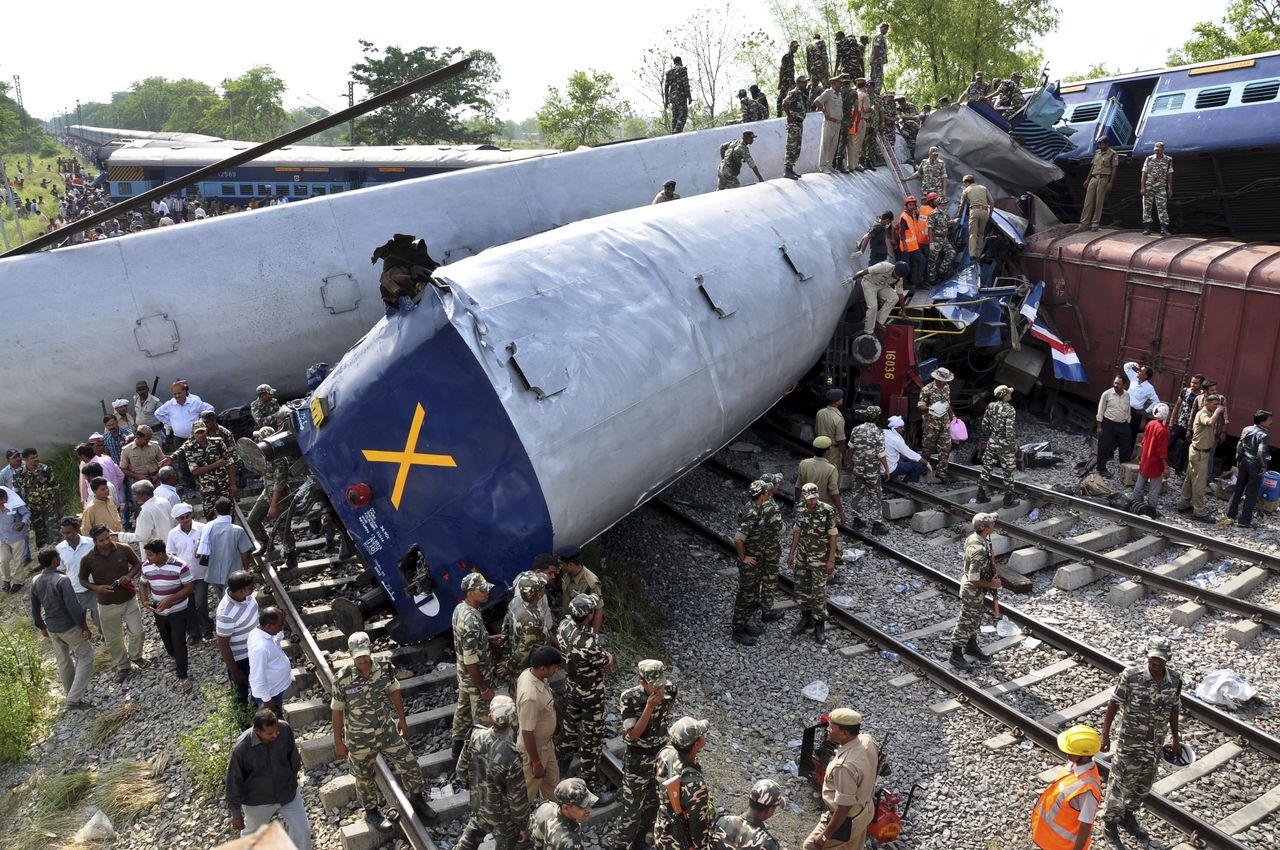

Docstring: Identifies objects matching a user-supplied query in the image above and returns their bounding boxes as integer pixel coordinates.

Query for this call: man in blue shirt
[0,486,31,593]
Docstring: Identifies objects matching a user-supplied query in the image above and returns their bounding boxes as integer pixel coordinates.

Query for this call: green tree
[349,42,504,144]
[1168,0,1280,64]
[200,66,288,140]
[537,70,629,149]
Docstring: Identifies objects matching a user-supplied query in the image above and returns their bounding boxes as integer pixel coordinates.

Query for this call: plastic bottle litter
[801,680,830,701]
[878,650,901,662]
[787,739,803,750]
[1028,508,1040,521]
[784,761,800,777]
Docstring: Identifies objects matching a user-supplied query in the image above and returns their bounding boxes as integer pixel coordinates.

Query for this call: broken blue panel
[990,209,1027,247]
[975,298,1007,347]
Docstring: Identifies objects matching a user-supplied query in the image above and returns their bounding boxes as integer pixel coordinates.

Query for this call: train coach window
[1069,102,1103,123]
[1150,92,1185,113]
[276,184,289,196]
[330,185,344,193]
[116,182,132,196]
[293,184,308,197]
[258,184,272,196]
[1242,79,1280,104]
[221,184,234,196]
[1194,87,1232,109]
[312,186,326,196]
[240,184,253,196]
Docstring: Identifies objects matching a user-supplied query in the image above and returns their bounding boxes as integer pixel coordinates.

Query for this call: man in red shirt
[1131,402,1170,512]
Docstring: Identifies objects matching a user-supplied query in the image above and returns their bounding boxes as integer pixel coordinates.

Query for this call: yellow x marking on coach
[361,403,457,510]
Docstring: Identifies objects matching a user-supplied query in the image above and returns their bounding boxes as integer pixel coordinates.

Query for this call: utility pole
[346,81,355,143]
[76,98,83,128]
[0,158,27,246]
[13,76,32,169]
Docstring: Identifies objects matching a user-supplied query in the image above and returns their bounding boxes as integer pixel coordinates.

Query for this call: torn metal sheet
[916,104,1064,197]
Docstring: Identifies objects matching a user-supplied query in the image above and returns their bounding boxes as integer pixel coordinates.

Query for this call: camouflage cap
[256,383,276,394]
[813,435,833,450]
[669,716,710,748]
[972,511,999,530]
[514,571,548,602]
[865,405,882,418]
[253,426,276,441]
[764,472,783,486]
[994,385,1013,398]
[749,479,770,497]
[749,778,785,807]
[1154,141,1165,149]
[555,777,599,808]
[347,631,373,658]
[1147,637,1172,660]
[568,593,599,618]
[637,659,672,687]
[461,572,494,593]
[489,694,517,724]
[801,482,820,498]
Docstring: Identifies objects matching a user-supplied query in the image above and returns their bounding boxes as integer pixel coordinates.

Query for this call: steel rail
[889,480,1280,630]
[651,496,1253,850]
[236,504,436,850]
[946,461,1280,574]
[5,57,474,257]
[704,455,1280,764]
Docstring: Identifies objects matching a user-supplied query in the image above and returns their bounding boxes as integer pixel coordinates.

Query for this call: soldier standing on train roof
[331,631,437,832]
[1099,637,1182,846]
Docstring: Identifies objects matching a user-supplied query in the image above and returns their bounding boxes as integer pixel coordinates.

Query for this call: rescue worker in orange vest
[918,193,936,247]
[896,196,925,289]
[1031,724,1103,850]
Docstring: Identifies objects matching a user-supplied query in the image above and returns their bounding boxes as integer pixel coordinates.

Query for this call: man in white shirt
[1123,361,1161,444]
[115,481,173,553]
[1096,374,1134,478]
[247,607,293,712]
[155,379,215,443]
[57,517,102,633]
[883,416,927,482]
[155,466,180,507]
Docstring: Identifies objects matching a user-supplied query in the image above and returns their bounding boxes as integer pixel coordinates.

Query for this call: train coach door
[1115,273,1201,399]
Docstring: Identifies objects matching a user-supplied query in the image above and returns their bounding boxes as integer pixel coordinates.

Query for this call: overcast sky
[4,0,1232,123]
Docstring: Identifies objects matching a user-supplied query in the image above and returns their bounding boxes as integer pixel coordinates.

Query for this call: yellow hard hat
[1056,724,1101,757]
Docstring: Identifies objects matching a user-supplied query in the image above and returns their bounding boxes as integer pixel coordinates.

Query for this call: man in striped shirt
[217,570,260,707]
[165,503,207,642]
[139,538,195,688]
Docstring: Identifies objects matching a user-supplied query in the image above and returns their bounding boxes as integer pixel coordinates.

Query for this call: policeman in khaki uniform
[708,779,785,850]
[1099,638,1182,845]
[815,392,848,469]
[655,717,716,850]
[532,778,600,850]
[804,707,880,850]
[796,437,845,524]
[456,695,527,850]
[1079,137,1118,231]
[517,644,564,803]
[331,631,437,832]
[557,544,604,632]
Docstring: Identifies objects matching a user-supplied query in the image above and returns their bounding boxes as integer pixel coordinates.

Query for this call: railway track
[688,441,1280,849]
[233,498,627,850]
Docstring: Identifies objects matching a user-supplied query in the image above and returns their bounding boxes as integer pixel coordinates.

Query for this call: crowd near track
[675,416,1280,850]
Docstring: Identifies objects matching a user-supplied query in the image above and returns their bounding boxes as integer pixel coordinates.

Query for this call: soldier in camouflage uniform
[869,23,889,89]
[895,97,920,161]
[504,571,552,688]
[165,423,233,520]
[777,41,800,118]
[14,448,61,548]
[707,779,784,850]
[993,73,1026,118]
[247,426,292,552]
[948,513,1000,671]
[331,631,436,832]
[880,92,899,149]
[738,90,767,124]
[833,32,856,79]
[202,410,243,471]
[655,717,716,850]
[557,594,613,797]
[731,480,776,645]
[924,197,956,283]
[859,82,885,170]
[806,35,829,97]
[533,778,599,850]
[782,77,810,179]
[979,386,1019,507]
[907,147,948,198]
[1141,142,1173,236]
[1100,637,1182,844]
[916,367,955,481]
[833,76,858,173]
[457,695,528,850]
[847,406,889,534]
[452,572,505,765]
[611,660,679,850]
[250,384,284,429]
[958,73,990,104]
[665,58,693,133]
[758,473,787,621]
[788,483,838,644]
[719,132,764,190]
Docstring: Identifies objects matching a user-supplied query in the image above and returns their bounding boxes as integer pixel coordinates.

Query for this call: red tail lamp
[346,483,374,508]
